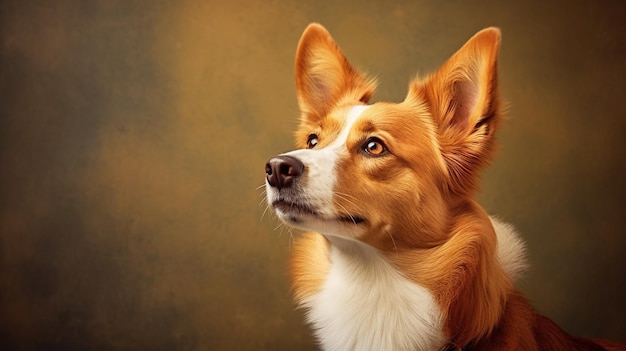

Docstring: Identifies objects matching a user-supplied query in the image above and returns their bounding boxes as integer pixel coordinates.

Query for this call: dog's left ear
[408,28,502,195]
[295,23,377,121]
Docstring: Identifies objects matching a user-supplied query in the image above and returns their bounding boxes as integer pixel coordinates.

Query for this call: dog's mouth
[271,199,365,225]
[338,215,366,225]
[271,199,318,216]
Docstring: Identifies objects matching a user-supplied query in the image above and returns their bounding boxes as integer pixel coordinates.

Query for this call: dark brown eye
[307,134,319,149]
[363,138,386,156]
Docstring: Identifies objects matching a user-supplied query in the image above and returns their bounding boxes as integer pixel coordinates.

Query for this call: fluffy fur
[264,23,625,351]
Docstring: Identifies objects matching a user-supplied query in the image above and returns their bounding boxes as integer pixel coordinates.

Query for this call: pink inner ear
[311,78,331,107]
[449,79,479,132]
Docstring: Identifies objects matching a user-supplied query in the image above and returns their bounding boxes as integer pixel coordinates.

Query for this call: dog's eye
[307,134,319,149]
[363,138,386,156]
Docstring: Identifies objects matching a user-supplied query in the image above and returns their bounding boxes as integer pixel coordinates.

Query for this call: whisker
[273,221,295,245]
[387,227,398,254]
[335,202,359,225]
[334,192,363,224]
[260,203,271,221]
[287,227,295,248]
[334,192,360,209]
[257,184,271,221]
[273,221,285,231]
[334,191,358,201]
[255,182,297,246]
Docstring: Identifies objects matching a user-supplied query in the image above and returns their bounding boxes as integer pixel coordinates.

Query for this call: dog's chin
[272,200,366,234]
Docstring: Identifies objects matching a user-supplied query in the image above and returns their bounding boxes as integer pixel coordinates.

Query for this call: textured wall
[1,0,624,349]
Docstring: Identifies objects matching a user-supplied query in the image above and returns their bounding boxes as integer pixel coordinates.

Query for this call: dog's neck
[303,234,448,351]
[323,234,368,254]
[313,213,523,349]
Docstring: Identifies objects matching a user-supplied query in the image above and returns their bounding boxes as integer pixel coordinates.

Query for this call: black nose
[265,155,304,190]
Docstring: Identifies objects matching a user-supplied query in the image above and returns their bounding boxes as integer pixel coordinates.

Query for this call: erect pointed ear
[408,27,503,195]
[295,23,377,120]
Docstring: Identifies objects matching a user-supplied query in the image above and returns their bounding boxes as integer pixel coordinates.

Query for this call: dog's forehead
[330,105,370,146]
[327,103,419,141]
[312,102,431,152]
[311,105,371,149]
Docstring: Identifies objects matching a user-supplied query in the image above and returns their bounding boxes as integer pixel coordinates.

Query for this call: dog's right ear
[295,23,377,121]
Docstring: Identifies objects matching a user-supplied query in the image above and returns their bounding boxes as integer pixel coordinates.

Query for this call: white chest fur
[301,240,446,351]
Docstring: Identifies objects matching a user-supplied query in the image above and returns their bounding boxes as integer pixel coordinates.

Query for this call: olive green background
[1,0,624,350]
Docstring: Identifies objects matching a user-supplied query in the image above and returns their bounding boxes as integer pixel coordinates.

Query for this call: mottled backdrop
[0,0,624,350]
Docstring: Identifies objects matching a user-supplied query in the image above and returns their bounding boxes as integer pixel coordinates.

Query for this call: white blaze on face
[326,105,370,150]
[275,105,370,232]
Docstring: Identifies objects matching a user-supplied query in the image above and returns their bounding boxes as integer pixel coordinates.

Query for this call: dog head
[265,23,502,250]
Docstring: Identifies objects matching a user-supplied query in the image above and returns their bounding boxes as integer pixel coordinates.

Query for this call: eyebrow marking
[361,121,376,134]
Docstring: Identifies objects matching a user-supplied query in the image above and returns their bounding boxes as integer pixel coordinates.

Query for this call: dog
[264,23,625,351]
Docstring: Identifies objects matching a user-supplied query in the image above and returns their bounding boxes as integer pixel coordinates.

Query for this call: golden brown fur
[281,23,625,350]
